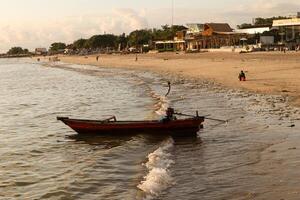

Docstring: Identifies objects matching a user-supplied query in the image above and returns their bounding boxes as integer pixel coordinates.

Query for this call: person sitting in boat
[238,70,246,81]
[161,107,177,122]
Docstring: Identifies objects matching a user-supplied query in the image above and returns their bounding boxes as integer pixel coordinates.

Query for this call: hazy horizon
[0,0,299,53]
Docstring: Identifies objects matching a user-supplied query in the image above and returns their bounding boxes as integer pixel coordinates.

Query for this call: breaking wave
[138,138,175,199]
[150,91,169,116]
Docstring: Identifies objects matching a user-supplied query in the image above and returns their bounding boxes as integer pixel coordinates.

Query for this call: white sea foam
[151,92,169,116]
[138,138,175,199]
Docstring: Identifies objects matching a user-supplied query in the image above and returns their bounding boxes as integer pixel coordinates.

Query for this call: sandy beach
[58,52,300,107]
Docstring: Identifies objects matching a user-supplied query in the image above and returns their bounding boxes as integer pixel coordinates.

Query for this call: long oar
[175,112,228,123]
[174,112,199,118]
[205,117,228,123]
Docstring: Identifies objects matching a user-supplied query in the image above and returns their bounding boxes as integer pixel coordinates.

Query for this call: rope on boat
[165,81,171,97]
[163,81,228,124]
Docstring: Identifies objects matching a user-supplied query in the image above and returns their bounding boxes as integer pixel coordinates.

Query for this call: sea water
[0,58,299,200]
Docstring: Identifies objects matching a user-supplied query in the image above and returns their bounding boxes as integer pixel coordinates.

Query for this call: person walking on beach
[283,47,287,53]
[239,70,246,81]
[96,55,99,61]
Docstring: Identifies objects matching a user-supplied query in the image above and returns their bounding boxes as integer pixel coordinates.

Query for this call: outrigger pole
[174,112,228,123]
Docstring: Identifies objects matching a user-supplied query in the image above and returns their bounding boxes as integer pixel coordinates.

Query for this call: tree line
[5,25,186,55]
[237,16,290,29]
[7,47,29,55]
[48,25,187,53]
[7,15,292,55]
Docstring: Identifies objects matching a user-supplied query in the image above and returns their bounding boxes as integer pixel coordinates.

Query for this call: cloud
[147,0,300,30]
[0,8,148,52]
[224,0,300,20]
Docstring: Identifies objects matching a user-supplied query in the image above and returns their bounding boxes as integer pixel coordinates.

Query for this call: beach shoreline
[34,52,300,199]
[55,51,300,107]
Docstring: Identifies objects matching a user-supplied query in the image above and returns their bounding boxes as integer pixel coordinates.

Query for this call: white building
[273,18,300,43]
[237,26,270,34]
[35,48,47,55]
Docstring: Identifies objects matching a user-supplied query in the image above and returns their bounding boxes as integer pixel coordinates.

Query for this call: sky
[0,0,299,52]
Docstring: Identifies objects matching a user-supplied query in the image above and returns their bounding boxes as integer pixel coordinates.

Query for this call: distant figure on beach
[96,55,99,61]
[37,58,40,62]
[135,54,138,62]
[239,70,246,81]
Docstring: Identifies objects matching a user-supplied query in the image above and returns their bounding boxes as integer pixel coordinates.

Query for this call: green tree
[254,16,290,26]
[237,16,290,29]
[73,38,88,49]
[23,49,29,54]
[237,23,253,29]
[152,25,187,40]
[49,42,66,52]
[128,29,152,47]
[85,34,118,49]
[116,33,128,50]
[7,47,27,55]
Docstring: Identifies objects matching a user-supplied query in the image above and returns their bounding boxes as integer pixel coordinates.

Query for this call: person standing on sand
[96,55,99,61]
[239,70,246,81]
[135,54,138,62]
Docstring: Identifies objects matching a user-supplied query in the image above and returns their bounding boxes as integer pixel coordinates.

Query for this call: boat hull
[57,117,204,136]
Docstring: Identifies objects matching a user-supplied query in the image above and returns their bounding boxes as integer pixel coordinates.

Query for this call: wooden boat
[57,115,204,136]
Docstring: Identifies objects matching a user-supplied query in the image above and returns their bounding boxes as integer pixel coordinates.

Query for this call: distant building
[273,17,300,45]
[155,40,186,52]
[273,18,300,27]
[186,23,244,50]
[237,25,271,34]
[260,36,274,45]
[186,23,204,34]
[35,48,47,55]
[155,27,187,52]
[64,48,74,54]
[155,23,246,52]
[202,23,233,36]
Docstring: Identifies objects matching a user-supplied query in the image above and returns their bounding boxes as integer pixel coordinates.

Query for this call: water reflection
[67,133,172,148]
[67,134,135,148]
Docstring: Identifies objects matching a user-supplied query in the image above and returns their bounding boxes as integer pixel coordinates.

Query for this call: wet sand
[58,51,300,107]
